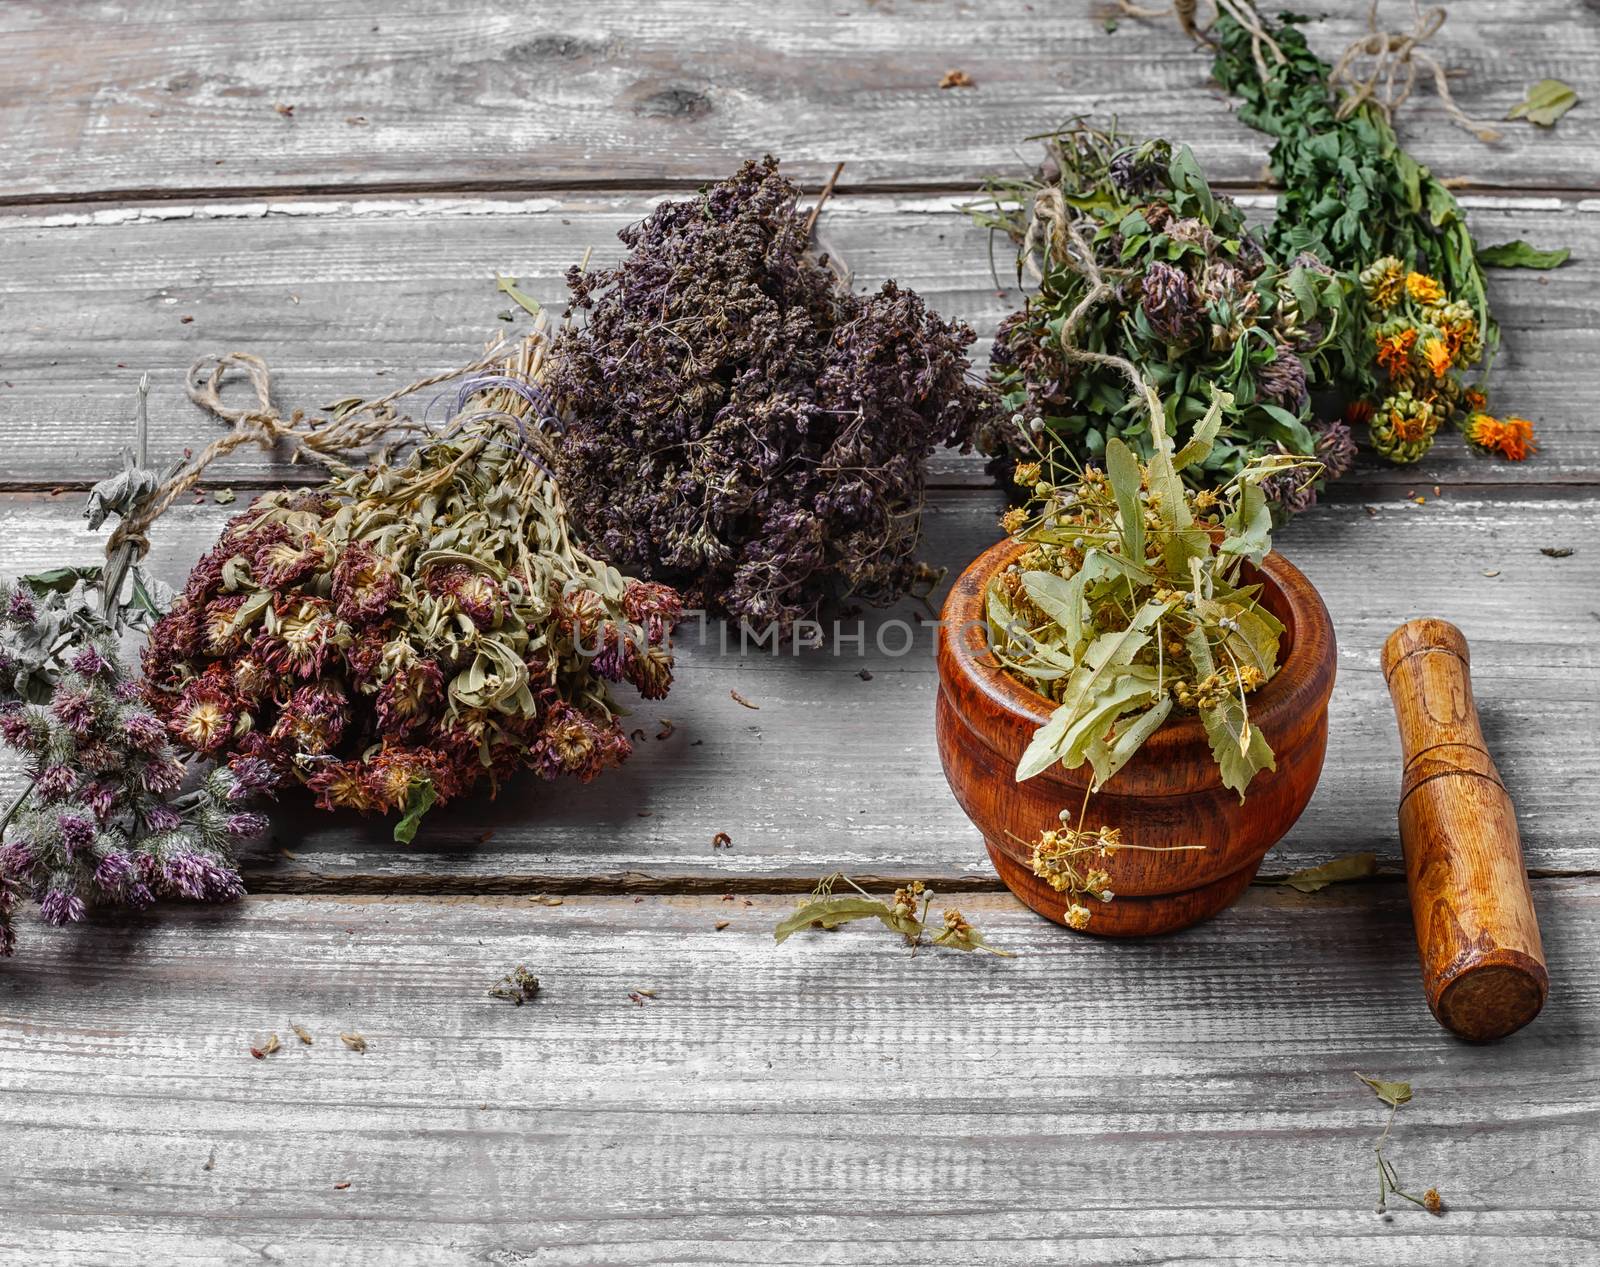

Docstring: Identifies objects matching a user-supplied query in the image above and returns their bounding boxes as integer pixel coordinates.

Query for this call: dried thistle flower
[548,156,991,635]
[144,332,683,842]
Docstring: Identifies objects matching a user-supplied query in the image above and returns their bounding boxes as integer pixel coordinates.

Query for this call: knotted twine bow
[1115,0,1502,143]
[100,343,514,579]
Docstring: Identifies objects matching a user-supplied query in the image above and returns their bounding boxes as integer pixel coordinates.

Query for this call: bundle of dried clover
[143,330,682,844]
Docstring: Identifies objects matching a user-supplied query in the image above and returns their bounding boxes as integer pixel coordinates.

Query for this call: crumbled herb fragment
[488,965,541,1006]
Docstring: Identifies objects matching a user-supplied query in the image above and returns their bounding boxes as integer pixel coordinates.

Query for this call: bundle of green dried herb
[991,388,1305,925]
[547,157,992,635]
[969,123,1354,514]
[143,332,682,843]
[1207,4,1555,462]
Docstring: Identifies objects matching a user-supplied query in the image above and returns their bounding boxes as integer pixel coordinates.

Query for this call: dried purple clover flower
[547,156,991,635]
[1140,261,1202,345]
[0,576,255,956]
[144,331,681,843]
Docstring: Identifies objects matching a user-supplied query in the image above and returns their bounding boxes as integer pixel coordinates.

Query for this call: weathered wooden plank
[1,0,1596,201]
[0,193,1593,489]
[0,489,1594,886]
[1,885,1596,1264]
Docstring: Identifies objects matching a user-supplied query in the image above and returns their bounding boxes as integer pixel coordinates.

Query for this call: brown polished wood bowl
[936,537,1337,937]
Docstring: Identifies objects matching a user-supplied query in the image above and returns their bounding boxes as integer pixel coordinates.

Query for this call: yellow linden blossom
[1065,903,1092,930]
[1405,272,1446,305]
[1000,507,1029,535]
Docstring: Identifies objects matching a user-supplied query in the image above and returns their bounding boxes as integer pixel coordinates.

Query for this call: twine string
[104,340,514,566]
[1115,0,1499,142]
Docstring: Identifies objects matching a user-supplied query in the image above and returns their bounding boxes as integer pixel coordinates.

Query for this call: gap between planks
[7,177,1600,211]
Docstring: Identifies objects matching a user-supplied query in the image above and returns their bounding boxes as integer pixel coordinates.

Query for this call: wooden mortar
[936,538,1337,937]
[1382,619,1548,1041]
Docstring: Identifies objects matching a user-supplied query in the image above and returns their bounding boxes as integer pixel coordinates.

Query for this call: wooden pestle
[1381,619,1548,1041]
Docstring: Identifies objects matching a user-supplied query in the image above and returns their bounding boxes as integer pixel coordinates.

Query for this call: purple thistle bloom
[6,588,37,625]
[70,645,113,679]
[140,757,186,796]
[81,780,119,822]
[39,887,86,926]
[143,803,182,833]
[0,706,43,756]
[226,756,279,800]
[34,764,77,802]
[225,812,269,840]
[93,851,134,893]
[51,687,97,737]
[124,712,169,755]
[125,882,155,910]
[0,838,35,875]
[163,851,243,902]
[56,812,96,859]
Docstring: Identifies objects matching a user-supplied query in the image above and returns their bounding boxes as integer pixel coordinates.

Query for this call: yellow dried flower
[1404,272,1446,305]
[1065,903,1092,930]
[1359,256,1405,309]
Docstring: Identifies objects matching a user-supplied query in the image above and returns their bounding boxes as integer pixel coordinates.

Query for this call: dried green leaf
[1086,695,1173,789]
[1201,695,1275,799]
[773,895,911,944]
[1282,851,1377,893]
[22,565,100,593]
[392,777,436,845]
[1356,1073,1413,1108]
[1507,78,1578,127]
[1105,438,1145,565]
[1477,240,1571,270]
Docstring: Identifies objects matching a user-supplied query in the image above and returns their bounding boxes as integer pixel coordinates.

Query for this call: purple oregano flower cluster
[548,156,994,636]
[0,577,264,956]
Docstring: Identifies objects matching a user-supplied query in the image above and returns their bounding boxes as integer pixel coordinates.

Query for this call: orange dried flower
[1420,336,1452,380]
[1375,328,1416,378]
[1465,413,1537,462]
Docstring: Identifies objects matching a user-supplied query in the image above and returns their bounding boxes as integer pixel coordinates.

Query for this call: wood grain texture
[1,885,1597,1265]
[0,192,1593,490]
[936,540,1337,935]
[3,0,1598,200]
[0,489,1593,885]
[1383,619,1548,1040]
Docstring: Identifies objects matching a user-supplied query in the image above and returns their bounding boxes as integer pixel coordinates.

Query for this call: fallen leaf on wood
[290,1023,313,1046]
[939,68,975,89]
[339,1032,368,1053]
[1507,78,1578,127]
[1282,852,1377,893]
[1356,1072,1413,1107]
[1541,546,1575,558]
[730,689,759,709]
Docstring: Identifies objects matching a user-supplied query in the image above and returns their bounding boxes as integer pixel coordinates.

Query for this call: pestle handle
[1381,619,1547,1041]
